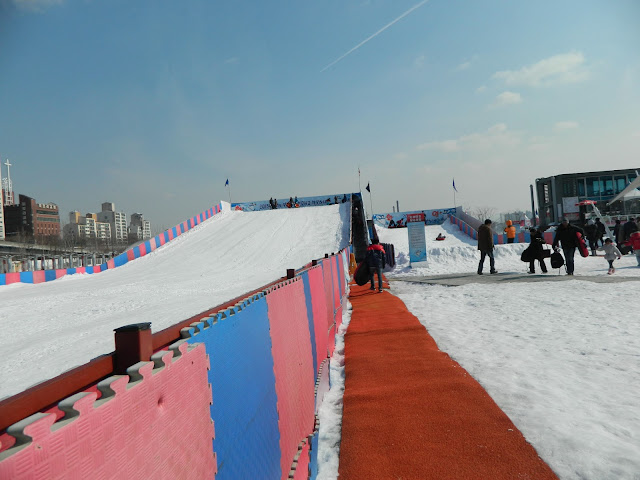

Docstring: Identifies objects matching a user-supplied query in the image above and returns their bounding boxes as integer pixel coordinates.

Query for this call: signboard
[562,197,579,214]
[407,220,427,264]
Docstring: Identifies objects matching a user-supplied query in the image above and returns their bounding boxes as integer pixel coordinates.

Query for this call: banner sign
[373,207,459,228]
[232,193,355,212]
[407,220,427,264]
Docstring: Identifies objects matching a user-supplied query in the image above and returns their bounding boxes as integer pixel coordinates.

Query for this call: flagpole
[358,166,361,192]
[369,191,373,220]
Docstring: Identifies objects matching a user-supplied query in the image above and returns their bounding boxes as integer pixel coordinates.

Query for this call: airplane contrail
[321,0,430,72]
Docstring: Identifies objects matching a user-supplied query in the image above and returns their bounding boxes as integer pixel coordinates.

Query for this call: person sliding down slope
[366,239,386,293]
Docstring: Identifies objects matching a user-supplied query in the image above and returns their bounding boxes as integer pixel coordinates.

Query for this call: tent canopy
[607,173,640,205]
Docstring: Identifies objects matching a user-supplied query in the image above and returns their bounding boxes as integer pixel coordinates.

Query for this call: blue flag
[225,179,229,186]
[452,178,458,192]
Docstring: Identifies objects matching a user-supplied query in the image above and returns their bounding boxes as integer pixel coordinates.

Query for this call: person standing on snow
[595,218,606,246]
[477,219,497,275]
[552,218,584,276]
[598,238,622,274]
[623,217,638,243]
[503,220,516,244]
[366,239,386,292]
[613,219,625,248]
[583,219,599,256]
[527,227,548,274]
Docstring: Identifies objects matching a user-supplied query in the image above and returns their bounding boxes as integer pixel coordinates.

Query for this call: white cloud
[493,52,589,87]
[417,123,521,153]
[491,91,522,108]
[413,55,426,69]
[554,121,579,131]
[11,0,64,12]
[224,57,240,65]
[476,85,487,93]
[455,55,478,72]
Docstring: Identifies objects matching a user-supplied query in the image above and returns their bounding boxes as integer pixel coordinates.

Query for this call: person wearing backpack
[366,239,386,292]
[552,218,584,275]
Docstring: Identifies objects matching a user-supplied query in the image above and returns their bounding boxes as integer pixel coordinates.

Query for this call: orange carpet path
[338,282,559,480]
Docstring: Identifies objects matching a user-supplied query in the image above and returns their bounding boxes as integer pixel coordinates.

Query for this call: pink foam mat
[266,280,315,480]
[308,267,329,369]
[0,343,216,480]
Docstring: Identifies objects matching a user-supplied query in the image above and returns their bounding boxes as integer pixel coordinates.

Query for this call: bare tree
[471,206,497,222]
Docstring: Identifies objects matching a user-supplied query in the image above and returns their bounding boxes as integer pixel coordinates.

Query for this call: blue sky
[1,0,639,228]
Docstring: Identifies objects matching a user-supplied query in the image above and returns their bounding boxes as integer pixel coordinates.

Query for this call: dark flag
[365,183,370,192]
[225,179,229,186]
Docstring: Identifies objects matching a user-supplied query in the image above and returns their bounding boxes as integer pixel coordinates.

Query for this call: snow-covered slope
[0,203,351,400]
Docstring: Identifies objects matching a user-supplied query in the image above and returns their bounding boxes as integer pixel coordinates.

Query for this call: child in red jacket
[627,231,640,267]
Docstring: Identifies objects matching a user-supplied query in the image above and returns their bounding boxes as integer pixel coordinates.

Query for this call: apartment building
[97,202,127,242]
[63,211,111,241]
[129,213,152,240]
[4,194,60,238]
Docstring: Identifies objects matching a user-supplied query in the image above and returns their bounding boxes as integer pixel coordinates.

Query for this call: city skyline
[1,0,639,226]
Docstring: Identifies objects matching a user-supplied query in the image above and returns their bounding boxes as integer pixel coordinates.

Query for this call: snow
[3,205,639,480]
[0,202,351,400]
[378,220,640,480]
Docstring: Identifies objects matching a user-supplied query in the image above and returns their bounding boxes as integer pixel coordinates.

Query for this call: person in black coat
[623,218,638,243]
[527,227,548,273]
[583,220,599,256]
[613,219,625,248]
[552,218,584,275]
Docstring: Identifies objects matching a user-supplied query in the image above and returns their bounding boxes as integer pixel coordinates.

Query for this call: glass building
[535,168,640,226]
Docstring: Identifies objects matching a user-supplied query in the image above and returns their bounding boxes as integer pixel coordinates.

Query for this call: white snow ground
[2,207,639,480]
[379,220,640,480]
[0,202,351,400]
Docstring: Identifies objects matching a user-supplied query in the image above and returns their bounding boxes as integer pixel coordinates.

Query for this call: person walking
[599,238,622,274]
[527,227,548,274]
[477,219,497,275]
[552,218,584,275]
[503,220,516,244]
[366,239,386,292]
[583,219,599,256]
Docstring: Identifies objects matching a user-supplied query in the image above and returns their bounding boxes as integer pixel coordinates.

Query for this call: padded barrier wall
[0,342,215,480]
[183,295,282,480]
[0,203,223,286]
[265,279,316,479]
[0,248,350,480]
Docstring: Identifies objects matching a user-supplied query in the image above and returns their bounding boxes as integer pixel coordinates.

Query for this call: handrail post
[114,323,152,374]
[286,269,295,279]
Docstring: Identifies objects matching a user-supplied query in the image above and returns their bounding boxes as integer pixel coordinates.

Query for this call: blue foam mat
[186,296,282,480]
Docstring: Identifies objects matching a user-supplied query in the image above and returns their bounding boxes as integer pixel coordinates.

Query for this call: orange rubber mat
[338,282,558,480]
